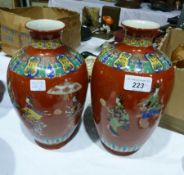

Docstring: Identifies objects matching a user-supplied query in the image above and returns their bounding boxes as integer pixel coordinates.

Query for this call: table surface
[49,0,181,26]
[0,37,184,175]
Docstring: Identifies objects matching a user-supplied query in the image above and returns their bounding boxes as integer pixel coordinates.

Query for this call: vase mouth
[26,19,65,32]
[122,20,160,30]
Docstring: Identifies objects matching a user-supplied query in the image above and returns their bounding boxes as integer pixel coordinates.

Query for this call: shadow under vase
[0,80,5,103]
[83,106,172,157]
[83,106,100,143]
[0,82,14,119]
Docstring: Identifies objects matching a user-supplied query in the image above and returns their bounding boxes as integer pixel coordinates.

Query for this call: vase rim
[122,20,160,30]
[26,19,65,32]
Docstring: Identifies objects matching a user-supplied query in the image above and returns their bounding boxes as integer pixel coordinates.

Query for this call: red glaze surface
[7,20,88,149]
[91,59,174,153]
[8,63,88,140]
[91,21,174,155]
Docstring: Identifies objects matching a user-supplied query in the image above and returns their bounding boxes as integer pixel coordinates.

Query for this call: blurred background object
[81,25,92,41]
[31,0,48,6]
[92,6,120,39]
[171,43,184,68]
[0,7,81,56]
[115,0,141,8]
[177,3,184,28]
[0,0,20,8]
[82,6,100,30]
[150,0,183,12]
[20,0,32,7]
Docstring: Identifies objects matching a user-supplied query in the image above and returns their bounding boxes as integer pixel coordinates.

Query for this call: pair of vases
[7,19,174,155]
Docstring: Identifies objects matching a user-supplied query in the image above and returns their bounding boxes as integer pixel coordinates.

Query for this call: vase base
[35,138,70,150]
[102,142,139,156]
[35,124,80,150]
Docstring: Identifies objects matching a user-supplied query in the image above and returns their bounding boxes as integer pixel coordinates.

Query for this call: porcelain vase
[7,19,88,149]
[91,19,174,155]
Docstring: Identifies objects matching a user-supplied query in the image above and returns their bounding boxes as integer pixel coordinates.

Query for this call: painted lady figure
[137,84,163,129]
[100,96,130,136]
[22,97,47,135]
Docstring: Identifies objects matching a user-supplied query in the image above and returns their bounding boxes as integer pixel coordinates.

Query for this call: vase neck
[30,31,63,49]
[122,32,153,47]
[121,21,159,47]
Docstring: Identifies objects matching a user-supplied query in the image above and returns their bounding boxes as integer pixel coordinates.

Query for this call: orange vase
[91,20,174,155]
[7,19,88,149]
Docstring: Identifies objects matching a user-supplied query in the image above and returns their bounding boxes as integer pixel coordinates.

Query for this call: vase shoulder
[8,47,84,78]
[98,44,172,74]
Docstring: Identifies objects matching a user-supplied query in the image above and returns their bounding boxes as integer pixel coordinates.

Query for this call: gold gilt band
[31,38,62,49]
[123,35,152,47]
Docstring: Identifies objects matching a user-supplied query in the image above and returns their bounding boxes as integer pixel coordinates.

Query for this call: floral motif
[46,64,55,78]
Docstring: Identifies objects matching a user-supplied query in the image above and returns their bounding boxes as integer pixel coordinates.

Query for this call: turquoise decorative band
[35,127,76,145]
[101,137,141,153]
[98,45,172,73]
[9,48,84,78]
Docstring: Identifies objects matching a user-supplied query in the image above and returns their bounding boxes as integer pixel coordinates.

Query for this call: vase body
[91,20,174,155]
[7,19,88,149]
